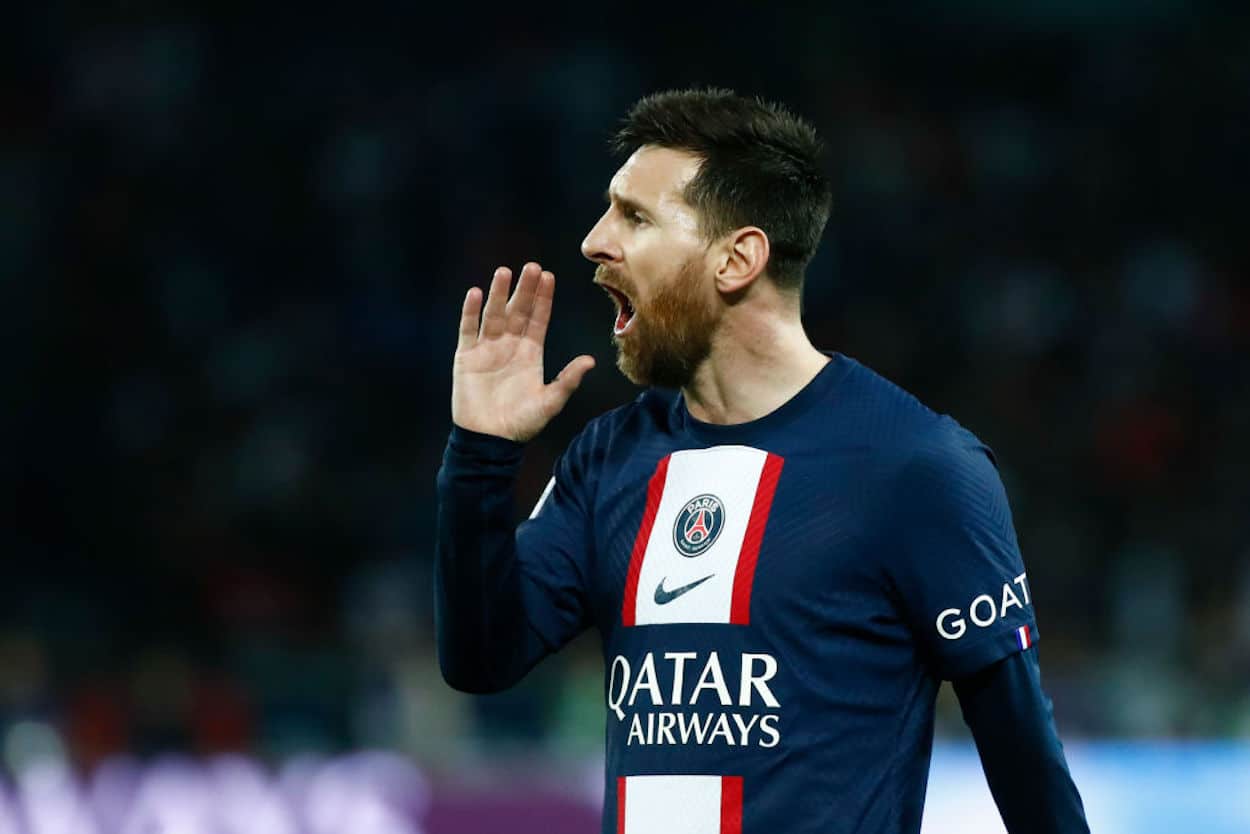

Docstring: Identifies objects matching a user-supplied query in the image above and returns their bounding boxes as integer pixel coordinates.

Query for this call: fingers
[479,267,512,340]
[545,354,596,414]
[506,262,541,336]
[457,286,483,352]
[525,269,556,348]
[481,263,544,341]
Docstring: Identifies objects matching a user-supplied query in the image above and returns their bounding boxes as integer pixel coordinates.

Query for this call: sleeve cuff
[447,424,525,465]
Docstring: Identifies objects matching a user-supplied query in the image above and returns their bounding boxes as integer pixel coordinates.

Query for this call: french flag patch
[1015,624,1033,650]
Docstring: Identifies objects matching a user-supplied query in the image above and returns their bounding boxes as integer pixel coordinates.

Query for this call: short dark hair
[611,87,832,291]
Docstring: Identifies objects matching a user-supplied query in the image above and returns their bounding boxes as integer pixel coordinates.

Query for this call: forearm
[954,650,1090,834]
[434,426,550,693]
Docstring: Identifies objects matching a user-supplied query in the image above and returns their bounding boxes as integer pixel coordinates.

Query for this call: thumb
[544,355,596,414]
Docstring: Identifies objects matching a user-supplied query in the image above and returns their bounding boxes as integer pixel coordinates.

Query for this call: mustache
[594,265,636,297]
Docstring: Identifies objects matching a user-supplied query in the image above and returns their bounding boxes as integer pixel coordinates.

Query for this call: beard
[598,258,719,389]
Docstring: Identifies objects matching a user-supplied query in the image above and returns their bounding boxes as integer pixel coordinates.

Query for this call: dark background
[7,1,1249,778]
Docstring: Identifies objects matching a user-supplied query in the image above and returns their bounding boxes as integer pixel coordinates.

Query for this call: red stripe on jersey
[621,455,671,627]
[616,776,627,834]
[720,775,743,834]
[730,453,783,625]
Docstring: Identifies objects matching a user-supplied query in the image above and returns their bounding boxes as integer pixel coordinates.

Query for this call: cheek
[633,237,702,286]
[632,221,702,259]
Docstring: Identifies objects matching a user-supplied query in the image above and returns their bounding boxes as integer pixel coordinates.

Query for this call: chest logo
[654,574,715,605]
[672,494,725,557]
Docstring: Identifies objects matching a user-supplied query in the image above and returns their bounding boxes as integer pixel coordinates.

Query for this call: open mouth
[600,284,637,336]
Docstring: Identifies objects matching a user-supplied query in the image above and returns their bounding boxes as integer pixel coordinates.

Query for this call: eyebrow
[603,189,652,218]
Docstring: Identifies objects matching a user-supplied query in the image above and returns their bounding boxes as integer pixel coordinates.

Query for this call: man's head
[581,88,831,388]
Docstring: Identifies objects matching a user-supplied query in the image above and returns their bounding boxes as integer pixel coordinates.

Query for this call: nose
[580,209,622,265]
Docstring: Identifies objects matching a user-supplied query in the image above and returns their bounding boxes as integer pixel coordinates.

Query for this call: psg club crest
[672,494,725,557]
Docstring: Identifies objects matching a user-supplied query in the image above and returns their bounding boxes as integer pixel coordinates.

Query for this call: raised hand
[452,262,596,442]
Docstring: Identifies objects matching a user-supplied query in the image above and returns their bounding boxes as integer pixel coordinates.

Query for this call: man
[435,88,1089,834]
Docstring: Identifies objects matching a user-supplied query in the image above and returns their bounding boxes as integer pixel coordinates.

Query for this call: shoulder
[836,356,1002,501]
[892,419,1003,512]
[573,388,674,444]
[562,388,676,463]
[830,366,1021,570]
[837,357,947,447]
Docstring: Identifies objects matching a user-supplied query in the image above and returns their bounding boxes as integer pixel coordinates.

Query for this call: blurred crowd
[7,4,1249,777]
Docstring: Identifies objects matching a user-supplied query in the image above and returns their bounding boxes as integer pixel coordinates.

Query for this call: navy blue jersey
[496,353,1038,833]
[434,351,1086,833]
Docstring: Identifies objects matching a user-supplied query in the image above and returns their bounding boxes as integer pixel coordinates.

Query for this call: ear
[713,227,770,294]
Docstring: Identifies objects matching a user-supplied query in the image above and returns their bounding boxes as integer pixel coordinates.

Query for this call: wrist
[448,424,526,463]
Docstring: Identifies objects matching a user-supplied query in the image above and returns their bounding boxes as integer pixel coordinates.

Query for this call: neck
[681,308,829,425]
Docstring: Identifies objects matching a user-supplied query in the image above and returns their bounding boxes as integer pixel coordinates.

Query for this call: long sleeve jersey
[435,352,1089,834]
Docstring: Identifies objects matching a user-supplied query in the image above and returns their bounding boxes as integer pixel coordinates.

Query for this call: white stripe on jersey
[529,476,556,519]
[631,446,769,626]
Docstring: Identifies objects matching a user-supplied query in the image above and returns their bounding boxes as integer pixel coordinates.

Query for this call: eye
[624,208,647,226]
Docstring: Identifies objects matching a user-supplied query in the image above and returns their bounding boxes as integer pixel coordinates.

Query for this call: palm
[452,262,595,442]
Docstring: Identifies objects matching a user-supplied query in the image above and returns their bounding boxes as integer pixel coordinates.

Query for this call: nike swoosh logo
[654,574,715,606]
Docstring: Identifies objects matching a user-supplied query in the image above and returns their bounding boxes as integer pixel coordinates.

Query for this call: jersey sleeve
[434,425,596,692]
[883,422,1040,681]
[513,435,597,650]
[955,651,1091,832]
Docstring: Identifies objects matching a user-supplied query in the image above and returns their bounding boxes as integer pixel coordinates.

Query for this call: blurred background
[6,2,1249,832]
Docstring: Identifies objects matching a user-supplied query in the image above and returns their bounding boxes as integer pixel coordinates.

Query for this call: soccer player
[435,89,1089,834]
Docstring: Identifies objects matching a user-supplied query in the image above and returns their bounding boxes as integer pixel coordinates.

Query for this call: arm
[954,649,1090,834]
[435,262,596,693]
[880,424,1089,828]
[434,427,543,693]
